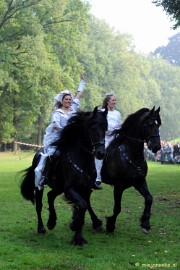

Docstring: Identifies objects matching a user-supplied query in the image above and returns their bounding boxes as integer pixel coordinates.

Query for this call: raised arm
[74,74,85,100]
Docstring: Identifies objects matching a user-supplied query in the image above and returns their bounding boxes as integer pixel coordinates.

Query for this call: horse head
[88,106,108,160]
[143,106,161,153]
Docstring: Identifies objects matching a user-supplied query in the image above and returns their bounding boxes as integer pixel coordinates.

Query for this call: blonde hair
[102,93,115,108]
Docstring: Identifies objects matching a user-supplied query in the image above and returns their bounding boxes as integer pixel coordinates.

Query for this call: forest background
[0,0,180,151]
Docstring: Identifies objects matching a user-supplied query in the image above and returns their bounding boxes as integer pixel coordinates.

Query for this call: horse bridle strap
[78,139,105,155]
[123,134,144,143]
[119,146,145,172]
[66,153,95,180]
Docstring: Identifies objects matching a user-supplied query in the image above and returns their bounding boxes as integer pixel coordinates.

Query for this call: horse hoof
[92,220,103,231]
[70,238,88,246]
[37,227,46,234]
[47,220,56,230]
[105,216,116,233]
[141,227,149,234]
[93,225,103,232]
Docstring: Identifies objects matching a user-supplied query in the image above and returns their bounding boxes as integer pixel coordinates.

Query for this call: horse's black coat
[20,107,108,246]
[99,106,161,233]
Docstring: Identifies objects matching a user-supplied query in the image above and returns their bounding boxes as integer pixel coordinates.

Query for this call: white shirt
[43,98,80,149]
[105,109,122,147]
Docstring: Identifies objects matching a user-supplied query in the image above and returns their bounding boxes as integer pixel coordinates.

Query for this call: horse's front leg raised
[134,180,153,233]
[47,189,60,230]
[65,188,88,246]
[35,188,46,234]
[106,185,123,233]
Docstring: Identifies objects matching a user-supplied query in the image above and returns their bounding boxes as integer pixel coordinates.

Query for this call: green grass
[0,152,179,270]
[170,138,180,143]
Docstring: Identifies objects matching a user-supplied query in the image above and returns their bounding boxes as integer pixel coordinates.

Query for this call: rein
[123,131,160,144]
[79,138,105,155]
[123,134,144,143]
[119,146,145,172]
[80,144,94,155]
[66,152,95,180]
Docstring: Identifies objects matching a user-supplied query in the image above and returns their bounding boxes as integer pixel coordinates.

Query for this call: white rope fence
[15,141,43,148]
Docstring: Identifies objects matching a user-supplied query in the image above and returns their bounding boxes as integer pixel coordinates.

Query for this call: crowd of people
[144,141,180,164]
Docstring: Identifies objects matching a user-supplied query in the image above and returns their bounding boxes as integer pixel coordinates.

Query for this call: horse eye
[155,120,158,125]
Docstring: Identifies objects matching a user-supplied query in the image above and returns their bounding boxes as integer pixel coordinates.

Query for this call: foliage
[0,0,89,147]
[152,0,180,29]
[0,1,180,148]
[0,152,179,269]
[150,57,180,140]
[154,33,180,66]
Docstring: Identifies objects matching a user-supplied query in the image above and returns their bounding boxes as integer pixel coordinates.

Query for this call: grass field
[0,152,179,270]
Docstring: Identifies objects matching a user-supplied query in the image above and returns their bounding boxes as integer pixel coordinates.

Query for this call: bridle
[117,117,160,173]
[123,119,160,145]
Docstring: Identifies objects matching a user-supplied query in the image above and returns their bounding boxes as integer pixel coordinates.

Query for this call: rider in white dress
[95,93,122,188]
[35,77,85,189]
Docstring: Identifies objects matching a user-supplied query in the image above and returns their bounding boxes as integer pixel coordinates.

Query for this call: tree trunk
[13,139,18,152]
[37,115,44,146]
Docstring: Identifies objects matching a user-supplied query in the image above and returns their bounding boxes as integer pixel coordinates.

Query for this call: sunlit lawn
[0,152,179,270]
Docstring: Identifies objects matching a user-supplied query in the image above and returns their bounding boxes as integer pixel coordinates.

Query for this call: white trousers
[95,158,103,183]
[34,146,56,190]
[95,134,115,183]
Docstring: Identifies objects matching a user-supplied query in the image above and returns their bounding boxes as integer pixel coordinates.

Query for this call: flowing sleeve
[51,111,64,130]
[71,98,81,112]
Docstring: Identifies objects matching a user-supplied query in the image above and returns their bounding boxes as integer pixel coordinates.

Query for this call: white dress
[35,99,80,189]
[43,98,80,150]
[95,109,122,183]
[105,109,122,147]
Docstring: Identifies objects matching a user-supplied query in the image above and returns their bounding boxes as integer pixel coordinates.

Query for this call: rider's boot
[38,157,51,188]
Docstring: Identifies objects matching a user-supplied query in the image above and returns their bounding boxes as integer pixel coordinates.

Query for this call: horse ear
[151,106,155,112]
[156,106,160,113]
[93,106,98,116]
[102,107,108,117]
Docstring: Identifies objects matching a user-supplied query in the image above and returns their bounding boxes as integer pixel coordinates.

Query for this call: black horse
[20,107,108,246]
[89,106,161,234]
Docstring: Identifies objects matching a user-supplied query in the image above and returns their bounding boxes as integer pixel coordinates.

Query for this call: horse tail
[20,166,36,204]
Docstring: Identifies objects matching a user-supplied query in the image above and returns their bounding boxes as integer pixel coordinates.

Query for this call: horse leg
[87,197,103,231]
[70,205,87,246]
[134,180,153,233]
[35,188,46,234]
[65,188,88,246]
[106,185,123,233]
[47,189,60,230]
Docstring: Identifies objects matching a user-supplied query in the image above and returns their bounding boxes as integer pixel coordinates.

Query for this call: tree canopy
[154,33,180,66]
[0,0,180,151]
[153,0,180,29]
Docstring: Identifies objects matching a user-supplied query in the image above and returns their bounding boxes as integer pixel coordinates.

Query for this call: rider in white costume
[95,93,122,188]
[35,77,85,190]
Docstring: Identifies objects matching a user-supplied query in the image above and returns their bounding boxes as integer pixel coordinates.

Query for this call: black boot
[39,157,51,187]
[92,181,102,190]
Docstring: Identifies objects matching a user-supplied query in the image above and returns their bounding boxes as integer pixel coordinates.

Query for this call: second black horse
[88,106,161,234]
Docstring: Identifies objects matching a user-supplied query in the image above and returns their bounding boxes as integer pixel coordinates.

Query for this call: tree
[0,0,89,149]
[153,33,180,66]
[150,57,180,140]
[152,0,180,29]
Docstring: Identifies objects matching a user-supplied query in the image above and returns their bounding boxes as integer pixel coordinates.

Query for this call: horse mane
[110,108,150,146]
[120,108,149,132]
[57,111,92,150]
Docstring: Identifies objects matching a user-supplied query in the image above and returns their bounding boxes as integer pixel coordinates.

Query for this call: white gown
[35,99,80,189]
[95,109,122,183]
